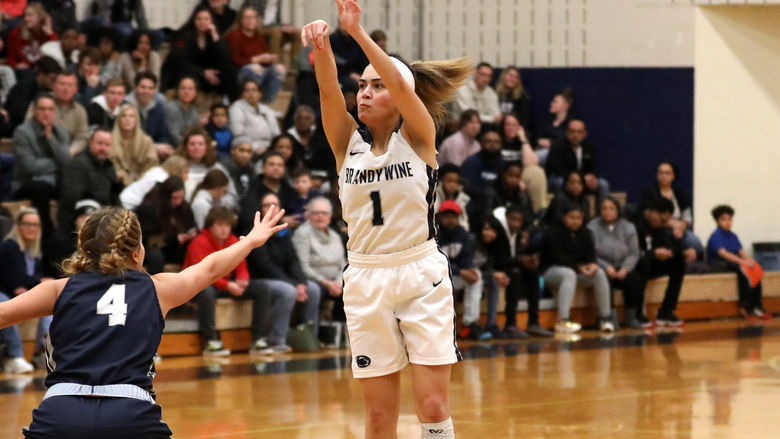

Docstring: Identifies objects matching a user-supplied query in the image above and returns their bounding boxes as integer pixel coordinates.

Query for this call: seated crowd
[0,1,771,373]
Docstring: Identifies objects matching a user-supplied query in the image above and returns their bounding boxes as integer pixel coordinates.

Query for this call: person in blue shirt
[707,205,770,320]
[206,103,233,159]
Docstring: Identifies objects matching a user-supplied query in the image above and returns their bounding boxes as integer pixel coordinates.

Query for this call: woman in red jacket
[6,2,58,69]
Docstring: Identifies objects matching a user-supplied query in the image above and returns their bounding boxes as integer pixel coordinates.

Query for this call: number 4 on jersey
[97,284,128,326]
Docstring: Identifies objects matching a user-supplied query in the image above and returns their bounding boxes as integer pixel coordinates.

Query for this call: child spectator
[544,171,590,226]
[190,169,230,230]
[542,202,613,334]
[472,217,505,338]
[434,164,470,231]
[206,103,233,159]
[437,201,490,341]
[183,206,269,356]
[492,161,534,221]
[707,205,770,320]
[288,168,320,223]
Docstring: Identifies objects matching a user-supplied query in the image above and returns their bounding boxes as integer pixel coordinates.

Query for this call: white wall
[693,5,780,251]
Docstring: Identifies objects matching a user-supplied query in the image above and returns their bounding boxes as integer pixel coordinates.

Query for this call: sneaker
[636,314,653,329]
[249,338,274,355]
[655,312,684,327]
[3,357,34,374]
[468,323,493,341]
[753,308,772,321]
[31,352,48,370]
[555,320,582,334]
[502,325,529,339]
[623,314,644,330]
[485,324,504,339]
[202,340,230,356]
[526,324,554,338]
[270,344,293,354]
[599,318,615,333]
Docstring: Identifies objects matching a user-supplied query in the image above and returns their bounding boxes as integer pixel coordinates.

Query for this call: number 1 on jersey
[97,284,128,326]
[370,191,384,226]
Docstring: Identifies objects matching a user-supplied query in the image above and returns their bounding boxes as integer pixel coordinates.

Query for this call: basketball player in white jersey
[302,2,472,438]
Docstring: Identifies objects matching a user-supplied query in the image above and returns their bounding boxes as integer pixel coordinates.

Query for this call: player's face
[563,210,583,231]
[357,65,397,125]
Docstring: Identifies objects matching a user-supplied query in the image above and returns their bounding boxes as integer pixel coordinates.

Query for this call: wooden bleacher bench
[0,137,12,153]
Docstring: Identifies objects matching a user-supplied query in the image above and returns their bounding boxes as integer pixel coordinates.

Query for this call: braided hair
[62,207,143,276]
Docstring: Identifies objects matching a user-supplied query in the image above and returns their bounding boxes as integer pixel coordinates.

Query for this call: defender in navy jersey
[302,1,472,438]
[0,206,287,439]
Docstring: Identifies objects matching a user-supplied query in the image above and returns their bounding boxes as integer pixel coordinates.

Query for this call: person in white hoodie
[229,77,280,155]
[120,155,190,210]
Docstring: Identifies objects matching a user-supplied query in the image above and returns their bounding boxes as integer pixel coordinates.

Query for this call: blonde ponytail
[410,57,473,127]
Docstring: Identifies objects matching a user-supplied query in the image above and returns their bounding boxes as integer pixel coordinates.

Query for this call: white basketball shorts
[343,239,462,378]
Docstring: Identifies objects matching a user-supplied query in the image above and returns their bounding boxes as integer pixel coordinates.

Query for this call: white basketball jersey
[339,129,437,255]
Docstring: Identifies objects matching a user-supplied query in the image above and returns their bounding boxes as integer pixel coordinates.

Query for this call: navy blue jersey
[45,270,164,393]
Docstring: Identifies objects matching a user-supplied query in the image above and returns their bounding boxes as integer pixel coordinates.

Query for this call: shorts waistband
[43,383,155,403]
[348,240,438,268]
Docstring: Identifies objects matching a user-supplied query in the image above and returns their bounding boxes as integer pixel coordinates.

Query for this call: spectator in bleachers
[50,71,88,156]
[0,0,26,35]
[59,127,121,229]
[472,216,504,338]
[495,66,531,128]
[93,27,122,86]
[12,93,69,236]
[536,88,573,164]
[162,5,237,101]
[437,109,480,167]
[285,105,335,181]
[286,105,315,149]
[493,203,554,338]
[542,202,613,334]
[40,26,79,71]
[287,168,319,223]
[329,25,369,81]
[455,62,501,125]
[43,199,99,277]
[119,29,161,91]
[190,169,230,230]
[175,126,217,197]
[75,47,103,108]
[87,77,125,127]
[369,29,387,52]
[239,150,297,233]
[270,133,301,177]
[125,72,172,157]
[588,197,647,329]
[183,206,270,356]
[292,197,346,322]
[81,0,149,43]
[206,103,232,159]
[199,0,236,35]
[6,56,61,129]
[38,0,77,35]
[5,2,58,69]
[135,175,196,274]
[434,164,470,231]
[219,139,254,198]
[640,161,702,262]
[229,78,280,156]
[500,114,547,212]
[165,77,201,147]
[546,119,610,200]
[492,162,534,221]
[438,200,489,341]
[0,207,53,370]
[119,155,189,210]
[544,171,591,226]
[461,129,503,231]
[247,191,322,349]
[633,197,686,327]
[706,205,770,321]
[110,103,157,185]
[225,6,285,104]
[243,0,301,66]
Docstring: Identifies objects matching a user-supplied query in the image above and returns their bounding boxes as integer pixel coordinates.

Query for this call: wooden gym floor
[1,319,779,438]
